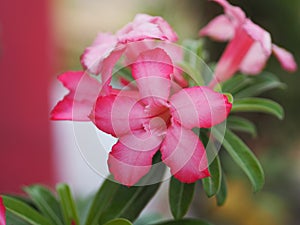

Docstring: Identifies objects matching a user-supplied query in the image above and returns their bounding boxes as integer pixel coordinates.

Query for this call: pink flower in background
[91,48,232,186]
[0,197,6,225]
[80,14,178,94]
[199,0,297,86]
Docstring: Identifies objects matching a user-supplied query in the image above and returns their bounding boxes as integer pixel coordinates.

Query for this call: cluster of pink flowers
[51,14,231,186]
[51,0,297,186]
[200,0,297,87]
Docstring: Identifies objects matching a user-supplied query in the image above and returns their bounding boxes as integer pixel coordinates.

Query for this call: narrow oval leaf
[24,185,64,225]
[6,211,32,225]
[84,178,120,225]
[97,153,165,224]
[2,196,53,225]
[154,218,213,225]
[169,177,196,220]
[178,61,204,86]
[234,72,286,98]
[221,74,252,94]
[227,116,257,137]
[231,98,284,120]
[202,155,222,198]
[213,129,265,192]
[104,218,132,225]
[115,64,134,82]
[182,39,205,58]
[56,184,80,225]
[216,172,227,206]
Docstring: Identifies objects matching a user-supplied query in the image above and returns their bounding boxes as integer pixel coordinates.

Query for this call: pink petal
[213,0,246,26]
[156,42,187,88]
[118,121,166,152]
[243,19,272,56]
[108,140,159,186]
[80,33,118,75]
[123,41,156,66]
[91,93,148,137]
[272,44,298,72]
[51,71,101,121]
[149,15,178,42]
[212,27,254,85]
[170,87,231,129]
[100,47,125,94]
[160,123,210,183]
[117,23,163,44]
[124,41,186,87]
[199,15,235,41]
[0,196,5,225]
[117,14,177,43]
[132,48,173,105]
[239,42,269,74]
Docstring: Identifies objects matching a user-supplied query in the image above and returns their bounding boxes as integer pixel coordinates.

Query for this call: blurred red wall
[0,0,55,193]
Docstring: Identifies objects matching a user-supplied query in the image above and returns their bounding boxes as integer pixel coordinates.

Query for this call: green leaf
[231,97,284,120]
[213,129,264,192]
[115,66,134,82]
[2,196,53,225]
[178,61,204,86]
[104,218,133,225]
[153,218,213,225]
[56,184,80,225]
[180,39,207,86]
[182,39,205,59]
[227,116,257,137]
[98,157,165,224]
[134,214,162,225]
[234,72,286,98]
[5,195,35,208]
[84,178,120,225]
[24,185,64,225]
[169,177,196,220]
[86,153,165,225]
[202,155,222,198]
[76,195,94,225]
[221,74,252,94]
[104,218,132,225]
[216,172,227,206]
[6,211,32,225]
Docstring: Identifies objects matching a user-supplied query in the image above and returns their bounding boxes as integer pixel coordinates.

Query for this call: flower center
[144,106,171,136]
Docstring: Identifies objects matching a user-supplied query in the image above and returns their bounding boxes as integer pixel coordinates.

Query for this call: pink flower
[51,15,183,121]
[80,14,178,94]
[199,0,297,86]
[90,48,232,186]
[51,43,186,121]
[0,196,6,225]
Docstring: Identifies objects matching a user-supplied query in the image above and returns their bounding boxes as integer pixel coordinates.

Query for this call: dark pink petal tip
[173,167,210,183]
[161,125,210,183]
[0,196,6,225]
[108,141,158,186]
